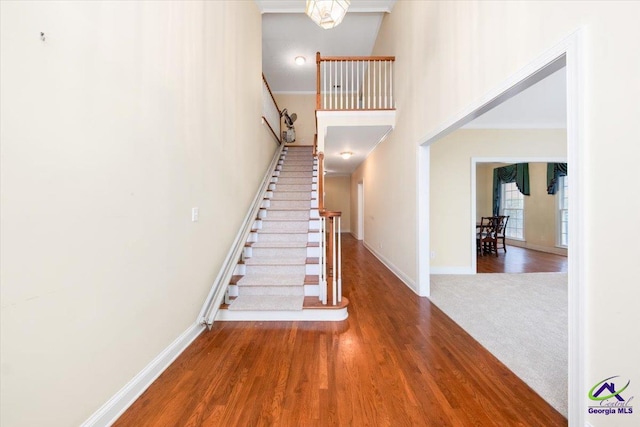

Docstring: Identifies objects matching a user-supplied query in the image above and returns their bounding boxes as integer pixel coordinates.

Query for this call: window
[501,182,524,239]
[557,175,568,247]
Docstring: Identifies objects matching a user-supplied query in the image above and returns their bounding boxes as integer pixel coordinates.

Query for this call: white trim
[81,323,205,427]
[418,30,585,426]
[363,241,417,294]
[215,308,348,322]
[417,144,430,295]
[506,239,568,256]
[430,266,475,275]
[357,181,364,241]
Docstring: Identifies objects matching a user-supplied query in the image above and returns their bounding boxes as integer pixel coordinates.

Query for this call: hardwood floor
[115,235,566,426]
[477,245,568,273]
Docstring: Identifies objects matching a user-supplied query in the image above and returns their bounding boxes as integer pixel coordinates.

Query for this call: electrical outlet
[192,207,199,222]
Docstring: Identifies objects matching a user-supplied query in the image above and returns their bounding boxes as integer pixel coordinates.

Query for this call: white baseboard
[430,266,475,275]
[506,239,568,256]
[363,242,417,294]
[81,323,206,427]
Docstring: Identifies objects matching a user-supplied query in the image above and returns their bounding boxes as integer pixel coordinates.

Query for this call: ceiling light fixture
[294,56,306,65]
[340,151,353,160]
[305,0,350,30]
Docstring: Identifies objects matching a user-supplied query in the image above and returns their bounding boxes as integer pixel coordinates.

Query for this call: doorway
[357,181,364,240]
[417,33,584,424]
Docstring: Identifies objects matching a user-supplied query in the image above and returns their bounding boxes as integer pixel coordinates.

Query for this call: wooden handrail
[319,55,395,62]
[313,134,317,157]
[320,210,341,218]
[262,73,281,113]
[262,116,281,145]
[262,73,283,145]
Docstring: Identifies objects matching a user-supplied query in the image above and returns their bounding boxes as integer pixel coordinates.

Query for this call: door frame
[416,30,584,425]
[357,181,364,240]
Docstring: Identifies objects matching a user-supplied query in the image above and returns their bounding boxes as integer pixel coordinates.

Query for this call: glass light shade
[305,0,351,30]
[295,56,306,65]
[340,152,353,160]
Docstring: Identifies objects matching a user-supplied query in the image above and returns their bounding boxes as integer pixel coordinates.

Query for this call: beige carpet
[429,273,568,416]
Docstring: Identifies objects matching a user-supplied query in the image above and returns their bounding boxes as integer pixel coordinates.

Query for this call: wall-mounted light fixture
[305,0,350,30]
[340,151,353,160]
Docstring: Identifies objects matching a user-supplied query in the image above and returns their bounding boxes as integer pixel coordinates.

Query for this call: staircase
[216,145,347,321]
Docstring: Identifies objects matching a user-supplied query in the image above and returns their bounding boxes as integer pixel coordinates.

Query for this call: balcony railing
[316,52,395,111]
[262,73,281,144]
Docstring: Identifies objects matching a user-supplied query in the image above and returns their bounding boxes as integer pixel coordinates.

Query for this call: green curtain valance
[547,163,568,194]
[492,163,530,215]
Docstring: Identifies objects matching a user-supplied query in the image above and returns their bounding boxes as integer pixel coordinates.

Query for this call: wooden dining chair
[476,217,498,257]
[494,215,509,253]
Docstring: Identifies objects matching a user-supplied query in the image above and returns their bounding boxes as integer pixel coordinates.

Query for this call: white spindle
[350,60,354,109]
[330,61,333,109]
[340,61,343,109]
[323,61,326,109]
[337,216,342,303]
[367,60,371,109]
[321,216,327,304]
[332,218,337,305]
[390,60,393,108]
[384,61,388,108]
[378,60,381,109]
[357,61,361,109]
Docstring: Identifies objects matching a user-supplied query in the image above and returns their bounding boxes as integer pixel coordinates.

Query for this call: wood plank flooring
[115,235,567,426]
[477,245,568,273]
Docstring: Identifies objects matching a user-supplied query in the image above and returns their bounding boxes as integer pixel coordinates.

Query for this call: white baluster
[384,61,388,109]
[323,61,326,109]
[367,60,371,109]
[332,217,337,305]
[340,61,343,109]
[337,216,342,303]
[389,61,395,108]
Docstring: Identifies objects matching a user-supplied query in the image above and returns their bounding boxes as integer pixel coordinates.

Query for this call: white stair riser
[258,233,309,243]
[264,210,310,220]
[269,200,311,209]
[271,192,312,201]
[304,284,320,296]
[240,286,304,296]
[250,247,307,258]
[261,221,309,233]
[274,184,312,192]
[246,265,306,275]
[306,264,319,275]
[307,246,320,258]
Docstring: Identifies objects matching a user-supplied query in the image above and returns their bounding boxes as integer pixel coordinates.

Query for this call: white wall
[360,1,640,425]
[0,1,274,426]
[324,176,351,232]
[274,93,316,146]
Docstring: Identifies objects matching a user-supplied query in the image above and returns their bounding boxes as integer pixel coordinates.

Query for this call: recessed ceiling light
[340,152,353,160]
[295,56,306,65]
